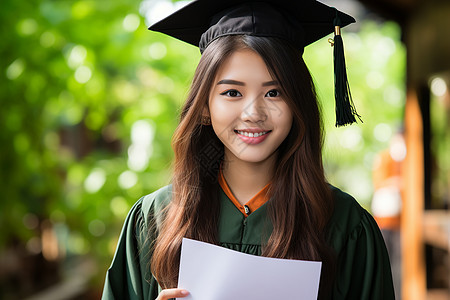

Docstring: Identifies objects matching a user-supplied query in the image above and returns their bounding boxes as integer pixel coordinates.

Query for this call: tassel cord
[332,10,362,127]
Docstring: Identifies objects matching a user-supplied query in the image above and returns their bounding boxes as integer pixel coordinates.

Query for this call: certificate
[177,238,322,300]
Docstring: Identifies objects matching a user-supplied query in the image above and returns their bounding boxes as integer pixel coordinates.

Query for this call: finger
[156,288,189,300]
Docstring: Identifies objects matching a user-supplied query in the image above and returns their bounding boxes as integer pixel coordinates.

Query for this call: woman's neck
[222,155,275,205]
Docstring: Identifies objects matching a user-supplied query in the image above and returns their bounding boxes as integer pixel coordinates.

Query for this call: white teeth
[236,130,268,137]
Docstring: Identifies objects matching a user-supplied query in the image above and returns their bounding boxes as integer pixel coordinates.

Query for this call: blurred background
[0,0,448,299]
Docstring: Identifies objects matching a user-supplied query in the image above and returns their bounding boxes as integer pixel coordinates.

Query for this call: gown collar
[218,168,271,217]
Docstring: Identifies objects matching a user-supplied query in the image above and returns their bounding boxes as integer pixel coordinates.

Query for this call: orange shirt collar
[218,168,271,217]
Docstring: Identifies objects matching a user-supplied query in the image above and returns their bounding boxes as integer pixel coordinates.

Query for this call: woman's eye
[265,89,281,97]
[220,89,242,97]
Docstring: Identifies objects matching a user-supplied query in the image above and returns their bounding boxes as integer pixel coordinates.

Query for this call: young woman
[102,1,395,299]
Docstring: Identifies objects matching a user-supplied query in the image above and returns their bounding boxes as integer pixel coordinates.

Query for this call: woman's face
[207,49,293,165]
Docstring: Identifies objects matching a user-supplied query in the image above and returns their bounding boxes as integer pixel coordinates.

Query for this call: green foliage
[0,0,405,292]
[0,0,200,281]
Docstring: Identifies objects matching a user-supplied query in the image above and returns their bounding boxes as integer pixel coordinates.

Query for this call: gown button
[244,205,250,215]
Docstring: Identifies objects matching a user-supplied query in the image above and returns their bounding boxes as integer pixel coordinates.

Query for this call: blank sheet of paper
[177,238,321,300]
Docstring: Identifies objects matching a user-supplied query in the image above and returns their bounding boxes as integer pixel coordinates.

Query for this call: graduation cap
[149,0,361,126]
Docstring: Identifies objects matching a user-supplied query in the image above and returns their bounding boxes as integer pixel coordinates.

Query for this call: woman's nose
[240,93,268,123]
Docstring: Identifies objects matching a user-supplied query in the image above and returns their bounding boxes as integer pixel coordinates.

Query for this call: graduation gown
[101,185,395,299]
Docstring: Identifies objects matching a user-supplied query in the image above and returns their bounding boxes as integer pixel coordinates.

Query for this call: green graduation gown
[101,185,395,299]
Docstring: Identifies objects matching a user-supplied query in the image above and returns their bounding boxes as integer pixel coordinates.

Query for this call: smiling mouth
[234,130,271,137]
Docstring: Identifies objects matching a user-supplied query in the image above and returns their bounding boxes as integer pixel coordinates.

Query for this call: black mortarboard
[149,0,361,126]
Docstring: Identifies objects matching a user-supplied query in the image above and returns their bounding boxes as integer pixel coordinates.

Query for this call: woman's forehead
[214,49,275,84]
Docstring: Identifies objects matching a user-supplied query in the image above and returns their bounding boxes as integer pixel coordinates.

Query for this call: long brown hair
[150,35,335,297]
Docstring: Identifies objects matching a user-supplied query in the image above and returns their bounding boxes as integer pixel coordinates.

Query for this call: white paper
[177,238,321,300]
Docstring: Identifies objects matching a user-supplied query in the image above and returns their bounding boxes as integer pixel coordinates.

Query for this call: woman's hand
[156,288,189,300]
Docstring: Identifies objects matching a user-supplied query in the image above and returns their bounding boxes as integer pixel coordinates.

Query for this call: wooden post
[402,88,426,300]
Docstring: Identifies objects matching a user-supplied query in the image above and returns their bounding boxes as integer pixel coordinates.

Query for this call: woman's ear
[201,106,211,125]
[202,106,210,117]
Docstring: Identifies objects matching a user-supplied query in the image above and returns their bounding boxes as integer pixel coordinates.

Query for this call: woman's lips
[235,129,271,145]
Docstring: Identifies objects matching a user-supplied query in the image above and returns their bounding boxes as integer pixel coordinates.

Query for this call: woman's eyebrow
[217,79,245,86]
[262,80,278,87]
[216,79,279,86]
